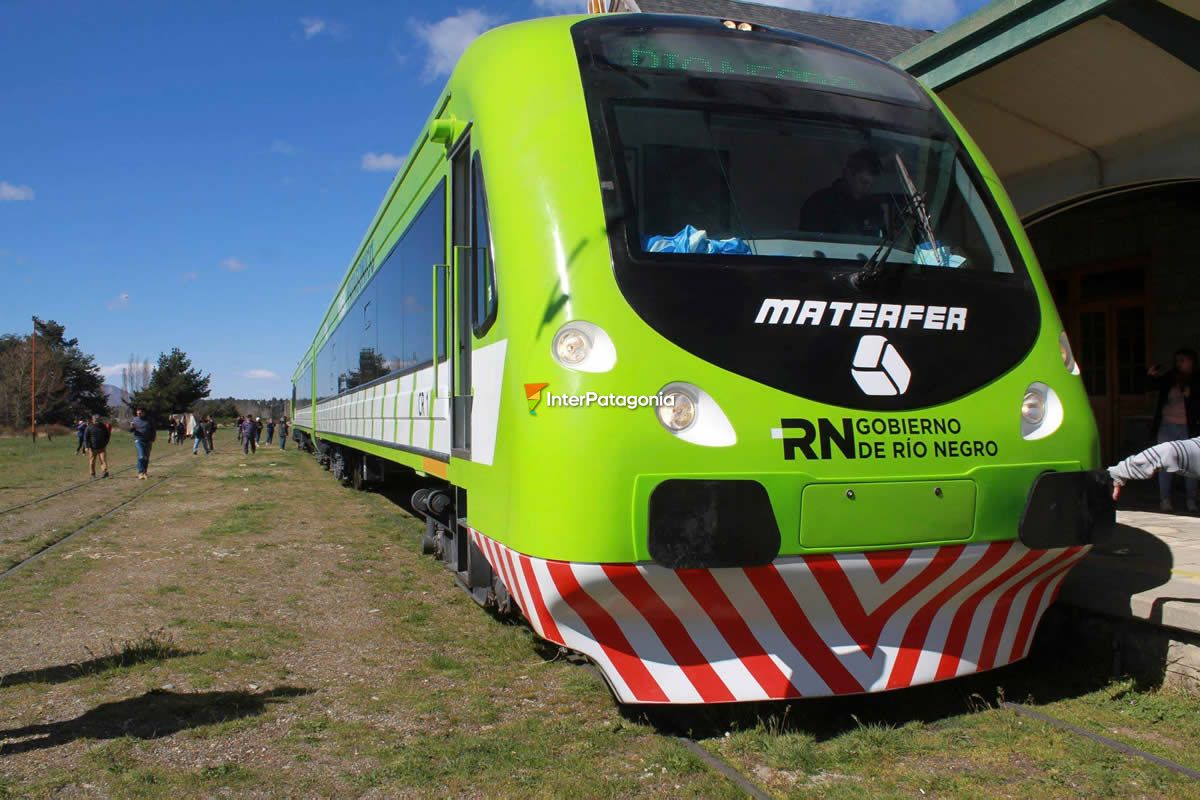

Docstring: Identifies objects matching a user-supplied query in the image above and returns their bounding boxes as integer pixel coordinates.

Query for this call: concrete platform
[1058,510,1200,687]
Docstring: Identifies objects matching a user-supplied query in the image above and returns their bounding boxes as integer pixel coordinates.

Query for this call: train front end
[471,15,1110,704]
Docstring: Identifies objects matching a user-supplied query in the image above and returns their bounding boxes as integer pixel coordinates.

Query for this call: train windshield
[575,20,1024,278]
[610,105,1014,274]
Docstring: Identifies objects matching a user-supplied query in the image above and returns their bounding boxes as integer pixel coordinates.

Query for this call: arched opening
[1026,180,1200,463]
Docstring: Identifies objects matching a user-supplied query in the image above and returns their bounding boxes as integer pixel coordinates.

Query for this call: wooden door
[1074,297,1150,463]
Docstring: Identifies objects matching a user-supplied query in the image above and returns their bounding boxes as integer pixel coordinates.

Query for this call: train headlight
[551,321,617,373]
[1021,381,1064,440]
[655,382,736,447]
[1059,331,1080,375]
[554,327,591,365]
[657,389,697,432]
[1021,388,1046,426]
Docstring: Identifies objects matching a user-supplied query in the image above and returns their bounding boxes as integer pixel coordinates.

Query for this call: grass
[1,427,1199,798]
[201,501,275,537]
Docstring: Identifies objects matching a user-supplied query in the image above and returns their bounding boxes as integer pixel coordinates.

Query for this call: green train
[291,13,1110,703]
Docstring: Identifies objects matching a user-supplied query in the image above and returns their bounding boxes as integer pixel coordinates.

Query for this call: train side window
[472,156,497,337]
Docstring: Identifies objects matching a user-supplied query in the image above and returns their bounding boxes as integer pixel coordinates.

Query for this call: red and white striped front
[470,528,1087,704]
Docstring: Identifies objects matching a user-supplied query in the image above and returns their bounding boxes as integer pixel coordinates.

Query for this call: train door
[450,134,473,458]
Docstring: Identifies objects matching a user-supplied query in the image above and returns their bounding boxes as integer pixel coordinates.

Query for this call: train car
[291,13,1111,704]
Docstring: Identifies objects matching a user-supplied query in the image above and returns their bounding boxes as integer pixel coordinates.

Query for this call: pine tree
[127,348,211,420]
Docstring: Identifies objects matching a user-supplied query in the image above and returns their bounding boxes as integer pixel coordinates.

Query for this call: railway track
[1001,701,1200,781]
[0,447,199,583]
[0,446,189,517]
[648,699,1200,798]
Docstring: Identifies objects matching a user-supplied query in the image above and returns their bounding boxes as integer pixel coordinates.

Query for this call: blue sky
[0,0,988,398]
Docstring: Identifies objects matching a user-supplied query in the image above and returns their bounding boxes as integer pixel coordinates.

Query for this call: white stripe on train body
[469,528,1087,704]
[307,339,507,462]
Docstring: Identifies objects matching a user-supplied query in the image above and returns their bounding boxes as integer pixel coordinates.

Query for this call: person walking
[75,419,87,454]
[241,415,257,455]
[192,416,211,455]
[1148,348,1200,511]
[266,418,276,445]
[256,417,264,444]
[236,416,244,446]
[130,408,156,479]
[278,417,288,450]
[85,415,111,479]
[205,416,216,452]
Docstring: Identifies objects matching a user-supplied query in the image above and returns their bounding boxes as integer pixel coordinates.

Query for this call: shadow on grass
[626,607,1123,741]
[0,686,311,755]
[0,635,196,689]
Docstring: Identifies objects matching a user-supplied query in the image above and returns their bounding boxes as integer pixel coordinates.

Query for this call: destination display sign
[595,30,924,104]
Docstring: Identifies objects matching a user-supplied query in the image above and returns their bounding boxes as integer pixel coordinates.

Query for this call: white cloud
[299,16,327,39]
[298,16,346,40]
[97,363,126,379]
[269,139,299,156]
[106,292,130,311]
[241,369,280,380]
[361,152,406,172]
[0,181,34,202]
[411,9,500,81]
[221,257,249,272]
[532,0,581,12]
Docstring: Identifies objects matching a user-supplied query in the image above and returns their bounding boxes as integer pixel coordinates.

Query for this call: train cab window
[472,156,497,336]
[609,104,1015,275]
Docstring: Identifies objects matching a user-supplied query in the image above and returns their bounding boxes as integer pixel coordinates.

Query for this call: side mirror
[429,115,468,148]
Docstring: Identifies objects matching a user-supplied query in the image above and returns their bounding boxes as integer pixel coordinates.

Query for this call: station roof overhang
[894,0,1200,218]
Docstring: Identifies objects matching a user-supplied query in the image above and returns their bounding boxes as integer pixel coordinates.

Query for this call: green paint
[895,0,1115,89]
[799,480,975,549]
[291,15,1099,564]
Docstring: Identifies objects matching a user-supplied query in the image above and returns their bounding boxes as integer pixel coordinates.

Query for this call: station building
[606,0,1200,461]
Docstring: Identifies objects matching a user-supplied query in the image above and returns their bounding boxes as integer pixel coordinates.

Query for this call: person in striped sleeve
[1109,435,1200,506]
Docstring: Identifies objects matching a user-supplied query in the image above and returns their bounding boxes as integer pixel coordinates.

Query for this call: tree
[127,348,211,420]
[0,319,107,430]
[193,398,240,419]
[121,354,152,397]
[34,319,109,420]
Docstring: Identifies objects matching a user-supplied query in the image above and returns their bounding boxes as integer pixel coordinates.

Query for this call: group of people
[73,415,113,479]
[78,407,158,480]
[236,415,289,455]
[72,409,292,480]
[162,415,218,455]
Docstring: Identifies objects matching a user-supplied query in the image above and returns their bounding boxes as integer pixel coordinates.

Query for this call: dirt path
[0,432,737,798]
[2,429,1199,798]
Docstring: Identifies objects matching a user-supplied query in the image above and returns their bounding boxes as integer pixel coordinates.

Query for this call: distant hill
[103,384,129,412]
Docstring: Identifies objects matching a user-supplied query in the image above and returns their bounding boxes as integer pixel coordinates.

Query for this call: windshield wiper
[894,153,942,266]
[851,208,911,289]
[851,153,939,290]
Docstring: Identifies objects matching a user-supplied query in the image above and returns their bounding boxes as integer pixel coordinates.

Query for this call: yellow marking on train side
[422,458,448,479]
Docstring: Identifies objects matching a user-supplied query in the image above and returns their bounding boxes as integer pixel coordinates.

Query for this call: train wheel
[351,456,367,491]
[330,450,348,484]
[493,574,515,617]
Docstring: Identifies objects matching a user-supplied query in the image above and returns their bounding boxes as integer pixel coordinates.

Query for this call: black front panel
[621,265,1038,410]
[1019,471,1114,549]
[649,479,781,568]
